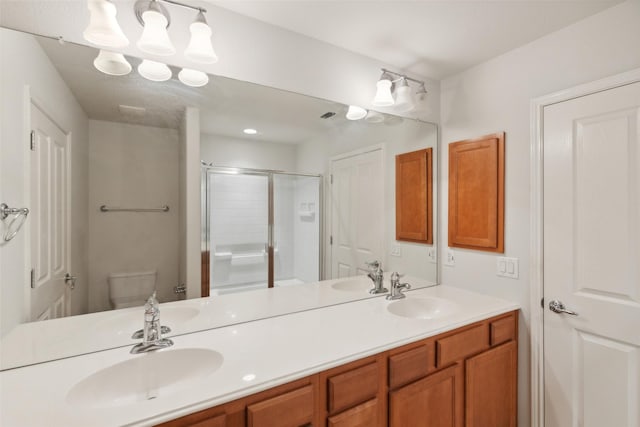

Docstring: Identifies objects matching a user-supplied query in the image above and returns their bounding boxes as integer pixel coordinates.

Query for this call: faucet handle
[365,260,380,270]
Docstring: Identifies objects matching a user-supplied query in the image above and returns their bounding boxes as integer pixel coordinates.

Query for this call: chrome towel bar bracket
[1,203,30,242]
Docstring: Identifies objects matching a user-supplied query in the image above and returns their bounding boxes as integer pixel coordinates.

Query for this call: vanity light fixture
[137,59,172,81]
[83,0,129,48]
[178,68,209,87]
[136,0,175,56]
[185,11,218,64]
[93,50,132,76]
[346,105,367,121]
[371,68,427,111]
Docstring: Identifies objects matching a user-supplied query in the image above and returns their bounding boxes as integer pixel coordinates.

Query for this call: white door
[543,82,640,426]
[30,102,71,321]
[330,149,384,278]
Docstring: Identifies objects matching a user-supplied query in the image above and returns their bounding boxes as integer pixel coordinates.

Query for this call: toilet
[107,270,157,309]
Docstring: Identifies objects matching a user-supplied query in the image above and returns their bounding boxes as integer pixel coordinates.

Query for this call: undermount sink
[331,278,372,292]
[100,306,200,336]
[387,296,458,320]
[66,348,223,407]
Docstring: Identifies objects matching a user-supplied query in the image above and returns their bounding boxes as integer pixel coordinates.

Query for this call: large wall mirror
[0,26,438,370]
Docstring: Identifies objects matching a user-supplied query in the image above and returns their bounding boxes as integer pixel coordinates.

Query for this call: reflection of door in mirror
[30,101,71,321]
[330,148,384,278]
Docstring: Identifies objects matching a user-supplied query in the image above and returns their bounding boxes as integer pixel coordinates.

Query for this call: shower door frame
[201,165,324,296]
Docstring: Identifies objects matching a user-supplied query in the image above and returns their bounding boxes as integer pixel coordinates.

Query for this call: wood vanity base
[156,310,518,427]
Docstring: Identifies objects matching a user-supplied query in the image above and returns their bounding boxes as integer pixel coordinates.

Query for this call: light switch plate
[390,245,402,257]
[444,249,455,267]
[497,256,519,279]
[427,248,437,264]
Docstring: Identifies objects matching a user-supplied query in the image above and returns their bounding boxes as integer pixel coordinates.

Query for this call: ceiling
[211,0,623,79]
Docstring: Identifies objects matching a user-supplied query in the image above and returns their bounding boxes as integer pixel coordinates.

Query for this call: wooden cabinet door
[395,148,433,244]
[389,364,463,427]
[465,341,517,427]
[327,398,379,427]
[246,385,314,427]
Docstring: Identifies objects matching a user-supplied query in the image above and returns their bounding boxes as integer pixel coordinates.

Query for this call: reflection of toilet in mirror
[107,271,157,309]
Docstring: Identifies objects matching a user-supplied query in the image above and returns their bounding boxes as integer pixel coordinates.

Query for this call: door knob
[549,300,578,316]
[64,273,77,290]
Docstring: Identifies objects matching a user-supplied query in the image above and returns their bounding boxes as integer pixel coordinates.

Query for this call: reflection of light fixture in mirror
[83,0,129,48]
[371,68,426,112]
[185,12,218,64]
[372,71,394,107]
[178,68,209,87]
[346,105,367,121]
[137,59,172,81]
[394,78,414,113]
[243,128,258,135]
[136,0,175,56]
[93,50,132,76]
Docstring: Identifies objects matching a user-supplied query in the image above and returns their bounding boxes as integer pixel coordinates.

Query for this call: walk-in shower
[202,166,323,296]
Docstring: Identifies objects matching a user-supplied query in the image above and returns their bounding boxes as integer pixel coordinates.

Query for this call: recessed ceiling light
[243,128,257,135]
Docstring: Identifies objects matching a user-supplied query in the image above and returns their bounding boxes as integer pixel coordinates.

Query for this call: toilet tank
[107,270,157,309]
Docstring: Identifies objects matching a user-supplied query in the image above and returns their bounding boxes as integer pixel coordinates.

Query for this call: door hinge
[329,235,333,245]
[330,174,333,184]
[30,130,35,151]
[540,298,544,309]
[30,268,35,289]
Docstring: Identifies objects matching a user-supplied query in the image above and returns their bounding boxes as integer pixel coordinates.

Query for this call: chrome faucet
[366,261,388,294]
[131,292,174,354]
[386,272,411,300]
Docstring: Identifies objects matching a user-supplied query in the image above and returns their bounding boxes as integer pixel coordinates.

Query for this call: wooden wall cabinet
[396,148,433,244]
[156,311,517,427]
[448,133,504,253]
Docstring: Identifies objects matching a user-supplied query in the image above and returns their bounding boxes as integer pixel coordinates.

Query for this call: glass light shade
[185,20,218,64]
[346,105,367,121]
[372,79,394,107]
[137,8,175,56]
[93,50,132,76]
[83,0,129,48]
[137,59,172,82]
[394,81,415,113]
[178,68,209,87]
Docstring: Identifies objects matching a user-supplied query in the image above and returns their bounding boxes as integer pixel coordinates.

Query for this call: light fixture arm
[380,68,424,87]
[134,0,207,28]
[160,0,206,13]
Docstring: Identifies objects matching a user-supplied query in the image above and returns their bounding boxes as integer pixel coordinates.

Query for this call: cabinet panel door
[396,148,433,243]
[389,364,463,427]
[465,341,517,427]
[247,385,314,427]
[328,398,378,427]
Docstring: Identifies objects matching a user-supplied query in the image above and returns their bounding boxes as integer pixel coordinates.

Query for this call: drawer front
[247,385,314,427]
[436,324,489,367]
[490,314,516,346]
[188,414,226,427]
[328,398,379,427]
[328,362,379,414]
[389,343,433,389]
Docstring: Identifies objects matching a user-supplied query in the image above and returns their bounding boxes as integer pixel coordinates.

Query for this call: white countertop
[0,284,518,427]
[1,274,430,370]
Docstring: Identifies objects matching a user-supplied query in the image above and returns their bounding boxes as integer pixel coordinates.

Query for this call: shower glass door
[204,167,322,296]
[207,171,269,295]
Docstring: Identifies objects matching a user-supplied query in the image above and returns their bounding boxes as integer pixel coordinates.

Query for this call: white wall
[87,120,179,312]
[0,28,89,336]
[296,119,439,281]
[201,133,297,172]
[179,108,201,300]
[292,176,321,283]
[439,1,640,425]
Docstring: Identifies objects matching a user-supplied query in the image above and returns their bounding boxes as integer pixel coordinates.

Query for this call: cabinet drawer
[328,398,379,427]
[328,362,379,414]
[247,385,314,427]
[389,343,433,389]
[436,324,489,367]
[490,314,516,346]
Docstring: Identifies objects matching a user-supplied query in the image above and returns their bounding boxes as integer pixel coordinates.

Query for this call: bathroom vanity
[0,285,518,427]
